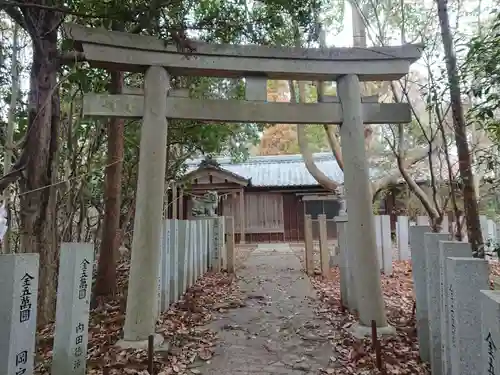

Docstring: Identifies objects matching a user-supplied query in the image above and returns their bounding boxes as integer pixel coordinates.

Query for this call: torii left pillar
[121,66,169,345]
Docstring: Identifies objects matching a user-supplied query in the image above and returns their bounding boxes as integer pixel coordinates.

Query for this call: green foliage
[465,10,500,140]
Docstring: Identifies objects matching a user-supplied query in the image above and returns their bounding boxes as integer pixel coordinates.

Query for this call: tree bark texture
[20,25,60,327]
[95,70,125,297]
[436,0,484,257]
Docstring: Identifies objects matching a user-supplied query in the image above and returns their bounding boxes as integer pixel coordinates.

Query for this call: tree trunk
[3,23,20,254]
[436,0,484,257]
[95,70,125,297]
[20,27,60,327]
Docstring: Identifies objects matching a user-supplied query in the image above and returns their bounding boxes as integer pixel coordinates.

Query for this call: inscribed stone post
[318,214,330,276]
[439,241,472,375]
[211,217,222,272]
[0,253,39,375]
[424,232,450,375]
[409,225,432,362]
[161,220,171,312]
[197,220,204,277]
[226,216,235,274]
[447,257,489,375]
[169,220,179,303]
[180,220,189,296]
[193,220,199,283]
[187,220,194,284]
[380,215,392,274]
[157,222,164,316]
[397,216,410,260]
[480,290,500,375]
[221,218,227,270]
[304,215,314,275]
[201,219,209,273]
[374,215,383,270]
[52,243,94,375]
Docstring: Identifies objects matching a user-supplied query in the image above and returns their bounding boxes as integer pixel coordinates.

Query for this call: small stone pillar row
[123,66,169,343]
[337,74,388,330]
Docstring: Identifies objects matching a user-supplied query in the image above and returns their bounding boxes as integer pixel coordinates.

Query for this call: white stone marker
[183,220,191,291]
[381,215,392,274]
[409,225,432,362]
[397,216,410,260]
[480,290,500,375]
[189,221,195,286]
[169,220,179,303]
[177,220,187,297]
[417,216,429,225]
[335,216,349,308]
[447,257,489,375]
[196,220,202,275]
[481,215,489,243]
[0,253,39,375]
[52,243,94,375]
[439,241,472,375]
[374,215,383,271]
[160,220,171,312]
[441,216,449,234]
[424,232,450,375]
[157,223,164,317]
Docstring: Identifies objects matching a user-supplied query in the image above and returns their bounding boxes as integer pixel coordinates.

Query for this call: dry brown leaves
[311,261,430,375]
[34,254,243,375]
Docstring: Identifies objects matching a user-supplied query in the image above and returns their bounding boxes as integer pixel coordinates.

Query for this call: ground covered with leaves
[34,251,246,375]
[311,261,428,375]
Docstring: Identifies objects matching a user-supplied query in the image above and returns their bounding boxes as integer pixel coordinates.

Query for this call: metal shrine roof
[185,153,344,187]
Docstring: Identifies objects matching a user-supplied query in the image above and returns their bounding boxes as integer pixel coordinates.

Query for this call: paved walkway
[201,243,338,374]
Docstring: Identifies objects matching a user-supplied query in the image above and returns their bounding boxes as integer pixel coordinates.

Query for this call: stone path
[201,243,338,374]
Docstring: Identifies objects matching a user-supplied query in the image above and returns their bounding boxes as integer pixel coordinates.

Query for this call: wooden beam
[63,23,422,81]
[83,94,412,124]
[301,195,339,201]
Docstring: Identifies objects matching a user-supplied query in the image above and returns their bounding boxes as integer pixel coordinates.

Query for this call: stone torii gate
[64,23,422,344]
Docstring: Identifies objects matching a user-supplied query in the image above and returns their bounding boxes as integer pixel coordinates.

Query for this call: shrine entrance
[63,23,421,341]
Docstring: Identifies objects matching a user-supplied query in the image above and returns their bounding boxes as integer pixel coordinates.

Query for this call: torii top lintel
[63,23,423,82]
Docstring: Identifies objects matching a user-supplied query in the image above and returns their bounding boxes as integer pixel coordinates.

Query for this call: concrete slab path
[200,243,338,374]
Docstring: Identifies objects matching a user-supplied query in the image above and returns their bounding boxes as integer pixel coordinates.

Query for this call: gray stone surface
[381,215,392,275]
[188,220,195,287]
[397,216,410,260]
[160,219,170,312]
[169,219,179,304]
[439,242,472,372]
[177,220,187,298]
[0,253,39,375]
[409,225,431,362]
[52,243,94,375]
[447,257,489,375]
[439,241,472,375]
[199,244,339,375]
[424,232,450,375]
[374,215,383,270]
[480,290,500,375]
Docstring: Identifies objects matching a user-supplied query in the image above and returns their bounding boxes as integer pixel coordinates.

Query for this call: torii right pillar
[337,74,394,336]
